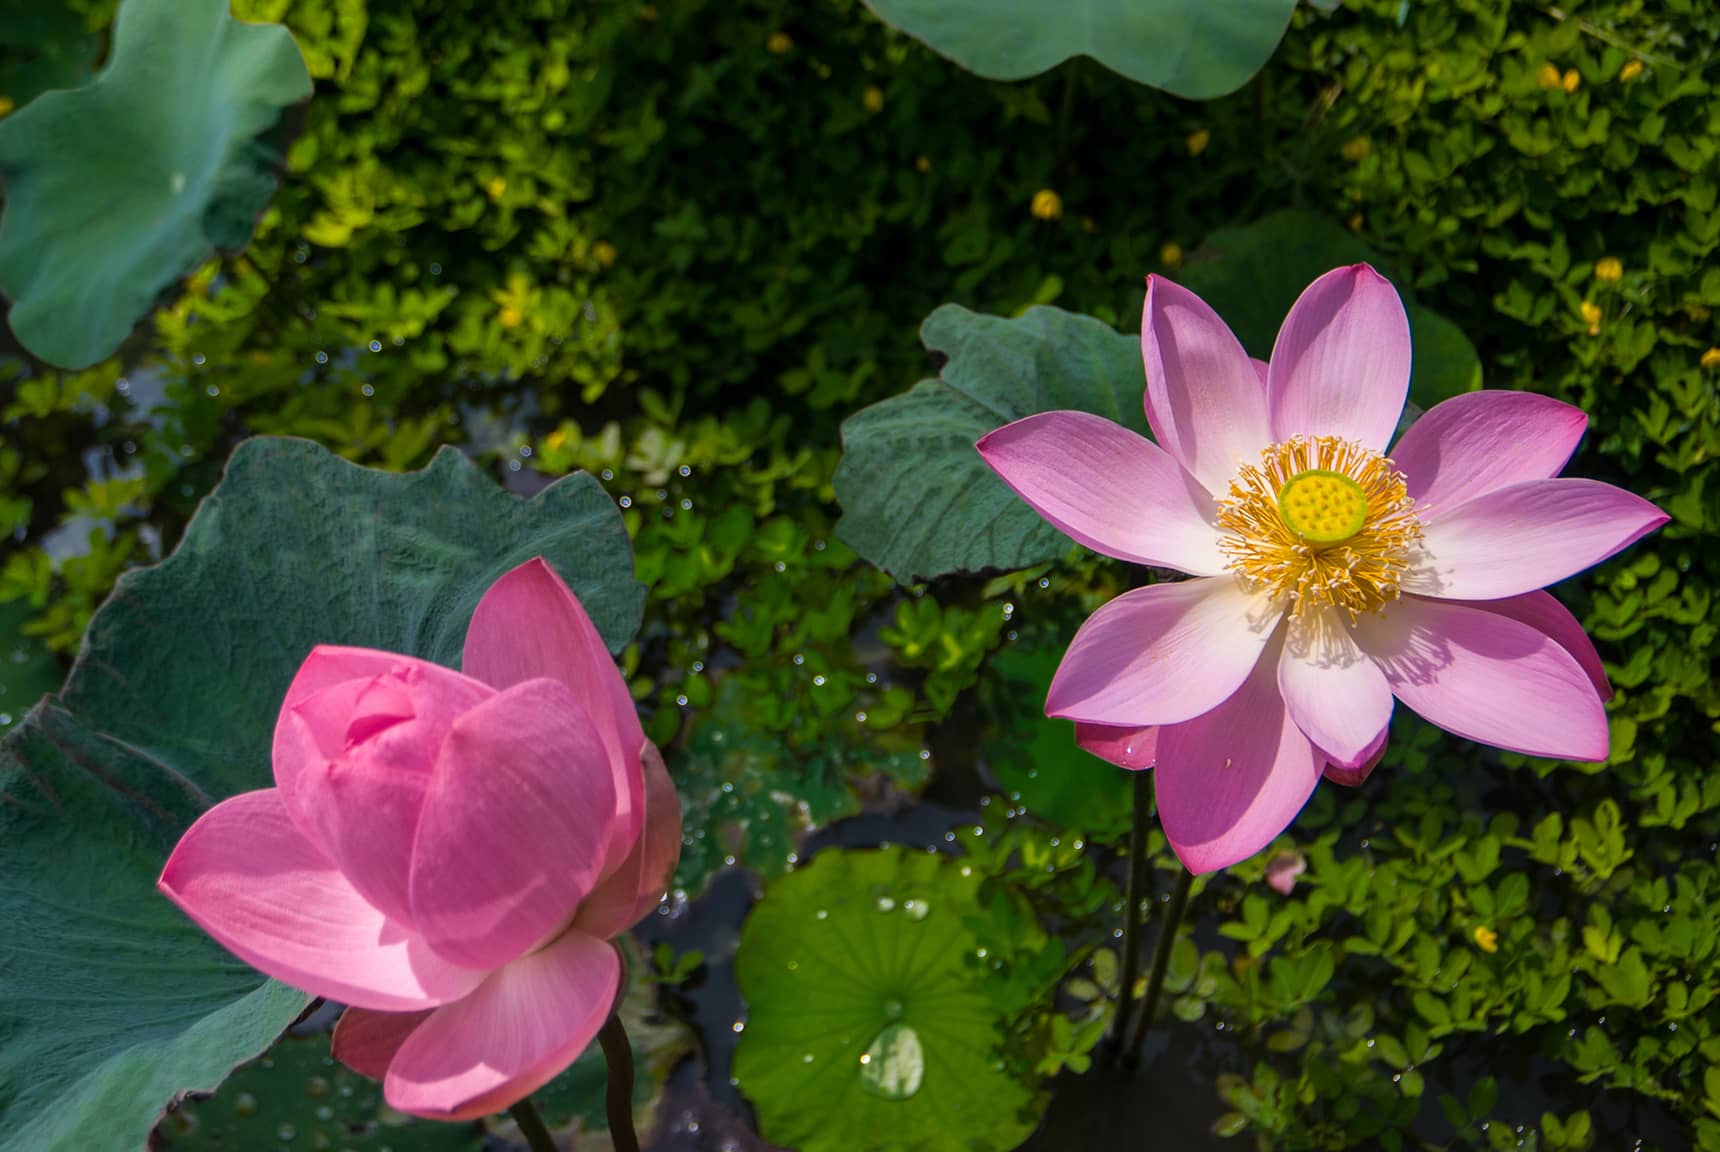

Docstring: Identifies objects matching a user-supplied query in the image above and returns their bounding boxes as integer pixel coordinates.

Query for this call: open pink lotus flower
[159,557,680,1121]
[977,265,1666,875]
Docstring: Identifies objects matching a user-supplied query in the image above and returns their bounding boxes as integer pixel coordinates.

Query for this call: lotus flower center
[1215,435,1422,621]
[1277,469,1368,543]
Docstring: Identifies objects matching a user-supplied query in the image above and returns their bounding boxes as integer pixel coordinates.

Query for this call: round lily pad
[733,846,1040,1152]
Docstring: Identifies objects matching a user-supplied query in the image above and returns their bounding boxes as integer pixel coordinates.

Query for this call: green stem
[1106,770,1152,1056]
[599,1014,640,1152]
[1123,864,1195,1069]
[508,1095,560,1152]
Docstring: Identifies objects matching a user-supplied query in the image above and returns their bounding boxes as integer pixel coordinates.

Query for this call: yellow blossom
[1701,347,1720,369]
[1537,63,1563,89]
[499,306,523,329]
[1580,300,1603,334]
[0,96,13,118]
[767,31,793,54]
[1348,213,1365,232]
[1563,69,1581,93]
[1473,925,1499,953]
[1186,129,1210,157]
[1619,59,1644,82]
[1594,256,1623,282]
[1341,136,1371,162]
[593,241,617,268]
[1160,242,1184,269]
[486,176,507,202]
[1030,189,1062,221]
[545,428,568,451]
[863,86,884,113]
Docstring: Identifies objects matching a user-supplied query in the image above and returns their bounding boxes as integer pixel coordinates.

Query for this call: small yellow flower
[545,428,568,451]
[1594,256,1623,282]
[914,155,931,173]
[1348,213,1365,232]
[499,305,523,329]
[1473,925,1499,953]
[1030,189,1063,221]
[863,86,884,113]
[0,96,13,118]
[1537,62,1563,89]
[767,31,793,54]
[1580,300,1603,334]
[593,241,618,268]
[1160,242,1184,270]
[1701,347,1720,369]
[486,176,507,202]
[1619,59,1644,82]
[1340,135,1371,162]
[1186,129,1210,157]
[1563,69,1581,93]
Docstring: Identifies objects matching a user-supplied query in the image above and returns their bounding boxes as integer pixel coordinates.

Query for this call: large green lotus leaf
[734,846,1041,1152]
[860,0,1296,99]
[1178,209,1484,411]
[0,438,643,1152]
[0,0,312,369]
[834,304,1145,583]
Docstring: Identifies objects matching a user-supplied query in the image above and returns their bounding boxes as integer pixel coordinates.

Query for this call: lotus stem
[599,1013,640,1152]
[1106,770,1152,1057]
[508,1095,560,1152]
[1123,864,1194,1069]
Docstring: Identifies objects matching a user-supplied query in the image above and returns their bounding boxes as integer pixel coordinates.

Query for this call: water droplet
[858,1023,924,1100]
[368,340,382,352]
[816,909,828,920]
[802,1052,814,1063]
[732,1021,745,1033]
[275,1122,296,1140]
[903,898,930,921]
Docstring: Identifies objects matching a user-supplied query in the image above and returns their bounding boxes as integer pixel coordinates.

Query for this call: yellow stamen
[1217,435,1422,623]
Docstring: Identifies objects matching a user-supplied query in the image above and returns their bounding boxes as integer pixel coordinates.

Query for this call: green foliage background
[2,0,1717,1148]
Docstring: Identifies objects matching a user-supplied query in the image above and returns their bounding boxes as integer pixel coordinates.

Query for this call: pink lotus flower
[977,266,1666,875]
[159,558,680,1120]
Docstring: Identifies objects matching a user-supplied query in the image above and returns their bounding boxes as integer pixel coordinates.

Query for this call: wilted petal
[384,931,621,1121]
[158,790,485,1011]
[1141,275,1273,494]
[1155,638,1323,874]
[1409,478,1667,600]
[1267,264,1411,452]
[409,679,618,971]
[1046,577,1280,727]
[1390,390,1588,517]
[464,558,645,882]
[976,411,1226,574]
[1352,595,1609,760]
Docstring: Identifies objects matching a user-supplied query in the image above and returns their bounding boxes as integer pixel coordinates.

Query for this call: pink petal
[976,411,1226,575]
[1267,264,1411,452]
[1154,638,1323,874]
[1074,722,1158,771]
[384,930,621,1121]
[1321,726,1389,786]
[333,1007,434,1081]
[574,740,684,939]
[1250,358,1270,388]
[409,678,619,971]
[1351,595,1609,760]
[464,558,645,884]
[1389,390,1588,518]
[158,790,486,1011]
[1276,612,1395,767]
[1469,590,1611,701]
[282,660,492,926]
[272,646,406,805]
[1046,577,1281,727]
[1141,275,1273,495]
[1409,478,1668,600]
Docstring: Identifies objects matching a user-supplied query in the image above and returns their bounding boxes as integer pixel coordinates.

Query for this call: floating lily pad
[0,438,642,1152]
[734,846,1041,1152]
[860,0,1298,99]
[1178,209,1484,410]
[0,0,312,368]
[835,305,1144,584]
